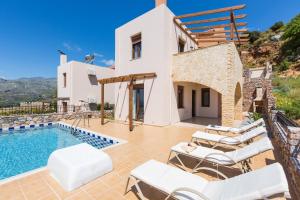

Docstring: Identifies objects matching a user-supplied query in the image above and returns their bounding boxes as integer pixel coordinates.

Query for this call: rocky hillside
[240,15,300,71]
[0,77,57,107]
[240,14,300,122]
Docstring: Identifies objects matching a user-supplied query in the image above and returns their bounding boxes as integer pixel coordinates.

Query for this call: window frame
[177,85,184,109]
[201,88,210,107]
[131,33,142,60]
[63,73,67,88]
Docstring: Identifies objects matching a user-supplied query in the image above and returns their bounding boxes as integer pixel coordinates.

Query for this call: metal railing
[0,105,97,116]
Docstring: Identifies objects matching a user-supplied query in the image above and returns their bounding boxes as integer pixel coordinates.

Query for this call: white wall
[57,61,115,106]
[173,82,220,122]
[114,4,197,126]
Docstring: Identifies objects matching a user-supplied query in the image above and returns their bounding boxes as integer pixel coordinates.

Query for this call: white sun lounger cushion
[131,160,290,200]
[207,118,265,134]
[171,137,273,165]
[193,126,267,145]
[47,143,113,191]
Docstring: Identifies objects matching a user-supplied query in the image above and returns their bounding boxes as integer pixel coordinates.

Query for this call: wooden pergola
[174,4,249,46]
[98,73,157,131]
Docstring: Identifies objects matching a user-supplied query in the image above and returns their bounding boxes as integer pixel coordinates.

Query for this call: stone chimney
[58,50,67,65]
[155,0,167,7]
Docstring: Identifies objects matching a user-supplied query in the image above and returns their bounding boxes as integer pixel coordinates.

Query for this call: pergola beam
[173,19,197,44]
[230,11,241,44]
[98,72,157,132]
[175,4,246,19]
[187,22,247,31]
[197,38,249,42]
[196,34,249,39]
[101,83,104,125]
[181,14,246,26]
[128,80,133,132]
[191,29,248,36]
[98,73,157,84]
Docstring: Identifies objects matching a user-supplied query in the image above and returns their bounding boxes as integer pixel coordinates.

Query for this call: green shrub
[277,59,291,71]
[273,75,300,120]
[248,31,261,44]
[252,112,263,121]
[270,21,284,32]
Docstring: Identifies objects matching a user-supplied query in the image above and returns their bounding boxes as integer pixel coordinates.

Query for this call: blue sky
[0,0,299,79]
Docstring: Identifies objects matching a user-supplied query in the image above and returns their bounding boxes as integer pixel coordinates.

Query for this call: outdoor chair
[125,160,290,200]
[192,126,267,148]
[205,118,264,134]
[167,136,273,174]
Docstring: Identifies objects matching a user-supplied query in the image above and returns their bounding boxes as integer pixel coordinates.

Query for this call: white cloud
[63,42,82,52]
[101,59,115,66]
[94,52,104,57]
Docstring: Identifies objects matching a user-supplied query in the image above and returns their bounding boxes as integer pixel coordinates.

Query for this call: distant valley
[0,77,57,107]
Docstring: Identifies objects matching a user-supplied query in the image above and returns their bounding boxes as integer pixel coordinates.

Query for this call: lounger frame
[124,175,212,200]
[167,149,252,176]
[124,172,288,200]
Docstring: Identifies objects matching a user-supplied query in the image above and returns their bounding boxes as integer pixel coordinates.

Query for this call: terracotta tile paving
[0,119,287,200]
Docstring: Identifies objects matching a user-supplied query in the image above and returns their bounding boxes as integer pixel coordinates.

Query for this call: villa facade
[113,3,243,126]
[57,1,244,126]
[57,54,115,112]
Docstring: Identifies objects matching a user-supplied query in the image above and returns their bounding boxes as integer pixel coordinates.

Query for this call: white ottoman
[47,143,113,191]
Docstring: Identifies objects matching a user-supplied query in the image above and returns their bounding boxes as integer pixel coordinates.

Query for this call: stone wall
[172,42,244,126]
[0,111,113,128]
[243,66,275,114]
[267,110,300,199]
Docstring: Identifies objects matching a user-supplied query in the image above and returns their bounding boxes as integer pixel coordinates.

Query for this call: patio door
[133,84,144,121]
[62,102,68,113]
[192,90,196,117]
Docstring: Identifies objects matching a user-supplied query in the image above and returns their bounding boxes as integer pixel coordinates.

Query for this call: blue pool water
[0,126,114,180]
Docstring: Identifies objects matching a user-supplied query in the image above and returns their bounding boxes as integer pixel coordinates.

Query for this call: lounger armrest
[166,187,211,200]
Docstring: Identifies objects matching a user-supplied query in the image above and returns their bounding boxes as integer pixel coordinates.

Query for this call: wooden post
[101,83,104,125]
[128,80,134,131]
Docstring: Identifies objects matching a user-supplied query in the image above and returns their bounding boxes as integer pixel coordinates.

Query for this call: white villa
[58,0,245,128]
[57,53,115,112]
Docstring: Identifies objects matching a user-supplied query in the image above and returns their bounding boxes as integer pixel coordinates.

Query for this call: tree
[248,31,261,43]
[281,14,300,59]
[282,14,300,40]
[270,21,284,32]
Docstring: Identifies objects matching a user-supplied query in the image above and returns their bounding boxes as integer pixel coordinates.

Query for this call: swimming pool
[0,123,121,180]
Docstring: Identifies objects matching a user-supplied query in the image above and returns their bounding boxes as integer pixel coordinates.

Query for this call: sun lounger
[206,118,264,134]
[192,126,267,148]
[168,136,273,174]
[125,160,290,200]
[47,143,113,191]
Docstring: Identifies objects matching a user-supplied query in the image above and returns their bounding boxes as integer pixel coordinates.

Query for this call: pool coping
[0,121,127,184]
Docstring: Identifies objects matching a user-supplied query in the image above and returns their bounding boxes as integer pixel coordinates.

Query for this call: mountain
[0,77,57,107]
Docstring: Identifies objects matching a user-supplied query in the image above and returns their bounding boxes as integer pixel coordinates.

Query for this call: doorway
[133,84,144,121]
[62,102,68,113]
[192,90,196,117]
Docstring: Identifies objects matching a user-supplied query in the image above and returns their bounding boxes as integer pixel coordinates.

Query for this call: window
[63,73,67,88]
[178,38,186,53]
[201,88,210,107]
[131,33,142,59]
[177,86,184,108]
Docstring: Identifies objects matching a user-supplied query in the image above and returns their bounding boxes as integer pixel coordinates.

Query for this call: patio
[0,119,284,200]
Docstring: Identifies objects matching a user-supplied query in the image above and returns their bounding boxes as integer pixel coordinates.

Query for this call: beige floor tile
[0,118,291,200]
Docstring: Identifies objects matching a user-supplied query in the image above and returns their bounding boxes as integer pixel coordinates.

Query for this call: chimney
[155,0,167,7]
[58,50,67,65]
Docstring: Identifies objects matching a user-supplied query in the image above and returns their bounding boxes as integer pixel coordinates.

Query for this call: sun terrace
[0,3,300,200]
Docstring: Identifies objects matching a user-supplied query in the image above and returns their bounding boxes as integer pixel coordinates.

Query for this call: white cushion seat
[47,143,113,191]
[130,160,290,200]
